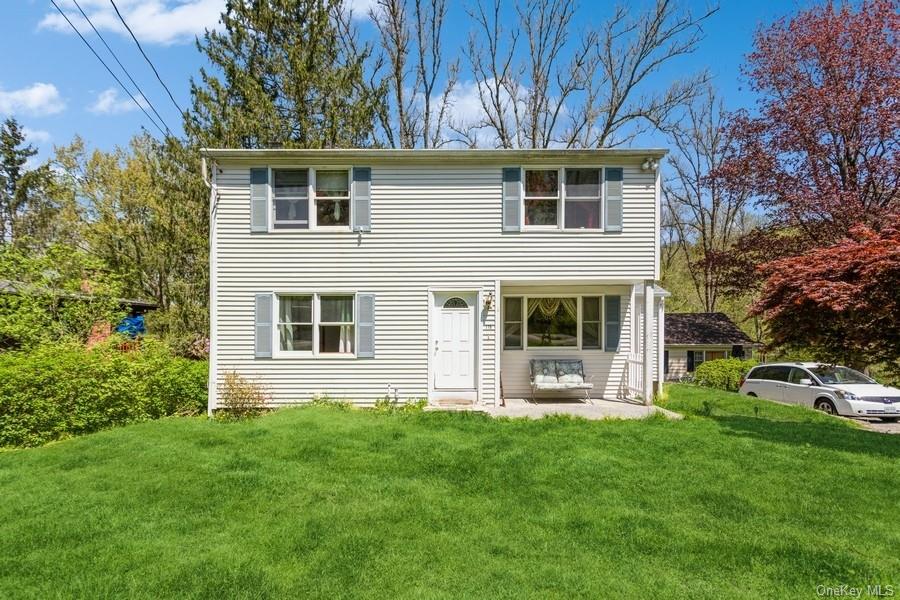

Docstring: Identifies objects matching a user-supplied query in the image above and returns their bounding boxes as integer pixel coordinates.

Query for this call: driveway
[857,418,900,434]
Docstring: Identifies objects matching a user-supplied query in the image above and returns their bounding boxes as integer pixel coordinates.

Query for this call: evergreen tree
[0,118,38,243]
[186,0,385,148]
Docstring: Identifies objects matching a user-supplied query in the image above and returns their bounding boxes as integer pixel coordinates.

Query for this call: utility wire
[109,0,187,116]
[70,0,175,137]
[49,0,169,139]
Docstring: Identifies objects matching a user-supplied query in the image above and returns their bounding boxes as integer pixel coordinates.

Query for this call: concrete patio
[429,398,682,420]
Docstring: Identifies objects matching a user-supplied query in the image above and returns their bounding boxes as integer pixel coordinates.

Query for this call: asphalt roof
[665,312,758,346]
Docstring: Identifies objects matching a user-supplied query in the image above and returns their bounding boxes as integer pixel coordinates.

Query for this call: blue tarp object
[116,315,146,338]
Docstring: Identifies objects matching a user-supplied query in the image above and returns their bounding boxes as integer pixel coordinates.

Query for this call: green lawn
[1,385,898,599]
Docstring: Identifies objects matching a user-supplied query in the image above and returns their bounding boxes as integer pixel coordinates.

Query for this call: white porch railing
[626,354,644,399]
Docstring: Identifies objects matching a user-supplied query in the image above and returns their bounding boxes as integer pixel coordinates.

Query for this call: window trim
[502,294,609,352]
[268,166,354,232]
[273,291,358,358]
[519,166,608,232]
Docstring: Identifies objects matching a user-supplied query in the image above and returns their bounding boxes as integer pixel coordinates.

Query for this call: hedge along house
[664,312,761,380]
[201,149,667,413]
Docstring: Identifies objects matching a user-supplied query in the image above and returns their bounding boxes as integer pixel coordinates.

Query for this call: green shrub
[0,338,207,447]
[693,358,758,392]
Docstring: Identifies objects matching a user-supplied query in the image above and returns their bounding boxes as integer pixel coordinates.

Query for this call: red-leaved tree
[752,218,900,371]
[719,0,899,244]
[712,1,900,366]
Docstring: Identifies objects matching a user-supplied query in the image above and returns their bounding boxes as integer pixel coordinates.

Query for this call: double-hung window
[279,295,313,350]
[318,295,354,353]
[273,169,310,229]
[271,168,351,229]
[581,296,601,348]
[524,169,559,226]
[523,167,603,229]
[564,168,601,229]
[315,170,350,227]
[277,293,355,355]
[503,297,523,350]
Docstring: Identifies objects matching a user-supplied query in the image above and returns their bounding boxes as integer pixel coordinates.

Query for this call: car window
[788,368,811,384]
[770,367,792,382]
[747,367,763,380]
[756,366,792,382]
[809,366,874,384]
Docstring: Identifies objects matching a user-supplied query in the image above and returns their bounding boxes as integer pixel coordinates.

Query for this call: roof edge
[200,147,669,161]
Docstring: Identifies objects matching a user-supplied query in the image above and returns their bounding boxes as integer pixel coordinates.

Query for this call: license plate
[885,406,898,413]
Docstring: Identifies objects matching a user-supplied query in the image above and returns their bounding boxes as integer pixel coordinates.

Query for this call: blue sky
[2,0,813,160]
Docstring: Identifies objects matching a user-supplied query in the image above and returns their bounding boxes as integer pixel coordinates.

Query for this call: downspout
[203,156,219,416]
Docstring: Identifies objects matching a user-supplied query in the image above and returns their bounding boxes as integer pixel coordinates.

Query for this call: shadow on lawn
[707,414,900,459]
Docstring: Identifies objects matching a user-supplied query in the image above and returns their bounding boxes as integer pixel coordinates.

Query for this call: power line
[109,0,187,116]
[70,0,175,137]
[49,0,169,139]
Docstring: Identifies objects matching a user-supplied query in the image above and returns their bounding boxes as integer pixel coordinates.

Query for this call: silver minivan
[739,362,900,421]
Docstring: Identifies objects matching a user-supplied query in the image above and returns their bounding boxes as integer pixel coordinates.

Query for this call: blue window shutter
[502,167,521,231]
[250,168,268,232]
[357,293,375,358]
[605,167,623,232]
[352,167,372,231]
[255,293,273,358]
[604,295,621,352]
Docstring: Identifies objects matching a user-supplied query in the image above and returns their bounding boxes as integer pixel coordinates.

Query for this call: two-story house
[202,149,667,412]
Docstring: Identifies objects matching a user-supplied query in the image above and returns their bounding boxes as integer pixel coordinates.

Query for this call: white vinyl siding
[212,161,656,406]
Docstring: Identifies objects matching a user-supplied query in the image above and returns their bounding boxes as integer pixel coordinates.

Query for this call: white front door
[432,292,477,391]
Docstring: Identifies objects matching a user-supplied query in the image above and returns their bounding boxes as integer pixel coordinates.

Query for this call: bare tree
[371,0,458,148]
[459,0,717,148]
[664,86,754,312]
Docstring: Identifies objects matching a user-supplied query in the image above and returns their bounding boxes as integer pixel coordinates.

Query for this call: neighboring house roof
[665,312,759,346]
[0,279,157,312]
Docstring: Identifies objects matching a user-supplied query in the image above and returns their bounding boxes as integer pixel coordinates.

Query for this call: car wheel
[746,392,757,397]
[880,417,899,423]
[814,398,837,416]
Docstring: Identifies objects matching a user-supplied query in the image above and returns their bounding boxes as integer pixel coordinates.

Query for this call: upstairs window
[315,170,350,227]
[273,169,309,229]
[564,168,601,229]
[524,169,559,226]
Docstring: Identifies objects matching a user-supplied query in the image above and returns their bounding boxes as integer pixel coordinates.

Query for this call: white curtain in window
[340,325,353,353]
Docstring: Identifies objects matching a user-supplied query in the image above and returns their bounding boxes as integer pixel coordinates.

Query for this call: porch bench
[529,359,594,403]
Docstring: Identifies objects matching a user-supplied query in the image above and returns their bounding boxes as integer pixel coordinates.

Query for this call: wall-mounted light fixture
[484,291,495,310]
[641,157,659,172]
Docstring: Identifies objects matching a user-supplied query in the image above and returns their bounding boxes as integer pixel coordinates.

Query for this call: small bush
[217,372,270,420]
[694,358,758,392]
[0,338,207,447]
[372,396,427,414]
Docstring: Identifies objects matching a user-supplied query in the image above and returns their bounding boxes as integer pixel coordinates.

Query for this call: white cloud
[344,0,378,19]
[0,83,66,116]
[22,128,52,145]
[88,88,148,114]
[39,0,223,46]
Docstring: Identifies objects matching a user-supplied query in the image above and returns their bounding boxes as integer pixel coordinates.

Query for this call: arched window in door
[443,297,468,309]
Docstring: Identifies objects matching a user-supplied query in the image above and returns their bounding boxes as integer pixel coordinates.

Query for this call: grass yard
[1,385,898,599]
